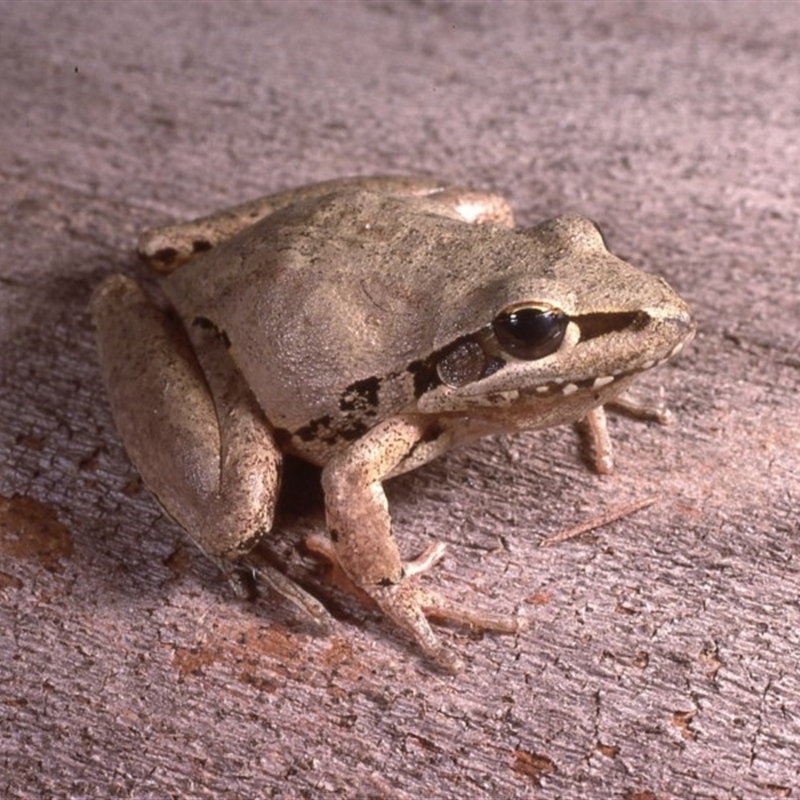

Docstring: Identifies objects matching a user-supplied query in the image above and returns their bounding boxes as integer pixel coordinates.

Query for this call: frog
[90,175,695,672]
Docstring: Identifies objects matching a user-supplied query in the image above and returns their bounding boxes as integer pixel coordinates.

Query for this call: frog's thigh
[91,275,279,559]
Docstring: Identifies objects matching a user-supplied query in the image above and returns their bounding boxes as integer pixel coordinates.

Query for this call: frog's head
[415,215,695,415]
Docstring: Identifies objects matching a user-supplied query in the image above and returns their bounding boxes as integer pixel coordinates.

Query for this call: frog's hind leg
[91,275,325,620]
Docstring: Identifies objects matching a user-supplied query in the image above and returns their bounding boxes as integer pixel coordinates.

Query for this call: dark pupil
[492,306,567,360]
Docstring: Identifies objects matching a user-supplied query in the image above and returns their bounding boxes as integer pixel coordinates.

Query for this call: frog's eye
[492,304,567,360]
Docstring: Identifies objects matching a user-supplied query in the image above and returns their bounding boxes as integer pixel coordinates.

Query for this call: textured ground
[2,2,799,798]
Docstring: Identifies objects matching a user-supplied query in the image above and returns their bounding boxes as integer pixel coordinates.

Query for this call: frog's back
[160,190,535,437]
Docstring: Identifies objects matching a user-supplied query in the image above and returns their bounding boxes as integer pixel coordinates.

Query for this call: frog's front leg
[320,416,524,673]
[581,392,675,475]
[91,275,326,620]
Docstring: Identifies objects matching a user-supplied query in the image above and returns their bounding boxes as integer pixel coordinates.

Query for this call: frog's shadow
[275,455,325,519]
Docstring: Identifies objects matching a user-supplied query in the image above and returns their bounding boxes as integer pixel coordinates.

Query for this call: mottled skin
[91,176,694,671]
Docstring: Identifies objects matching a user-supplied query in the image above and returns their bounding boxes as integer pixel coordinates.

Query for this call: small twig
[539,495,661,547]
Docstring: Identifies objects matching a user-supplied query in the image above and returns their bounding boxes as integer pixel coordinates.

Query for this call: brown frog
[91,176,694,671]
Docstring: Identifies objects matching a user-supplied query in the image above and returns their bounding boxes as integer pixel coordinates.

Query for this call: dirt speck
[0,494,74,571]
[511,749,557,785]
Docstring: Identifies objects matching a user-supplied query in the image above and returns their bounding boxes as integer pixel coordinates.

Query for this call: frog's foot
[581,390,674,474]
[305,533,526,673]
[231,558,334,631]
[308,534,445,575]
[305,534,446,597]
[401,540,448,576]
[372,581,527,674]
[606,388,673,425]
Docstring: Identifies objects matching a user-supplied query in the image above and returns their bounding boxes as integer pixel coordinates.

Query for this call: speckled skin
[91,176,694,671]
